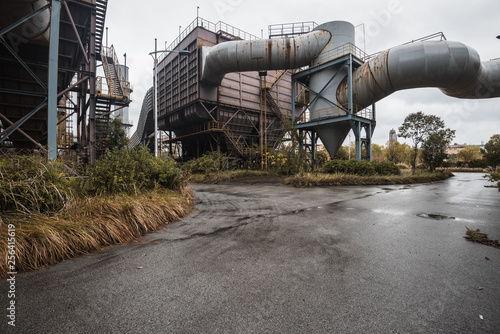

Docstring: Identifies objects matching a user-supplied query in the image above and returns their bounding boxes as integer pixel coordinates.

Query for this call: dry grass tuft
[283,170,454,187]
[0,190,193,278]
[464,227,500,248]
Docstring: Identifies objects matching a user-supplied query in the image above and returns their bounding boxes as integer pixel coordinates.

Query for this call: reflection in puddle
[417,213,456,220]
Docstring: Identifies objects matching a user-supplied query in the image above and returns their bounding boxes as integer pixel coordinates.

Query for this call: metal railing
[101,45,127,90]
[159,17,260,63]
[366,32,447,60]
[313,42,368,66]
[265,70,287,89]
[268,21,318,39]
[96,77,130,100]
[296,104,374,124]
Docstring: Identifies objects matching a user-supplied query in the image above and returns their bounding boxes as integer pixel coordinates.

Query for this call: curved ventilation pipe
[201,30,331,85]
[336,41,500,109]
[201,21,500,159]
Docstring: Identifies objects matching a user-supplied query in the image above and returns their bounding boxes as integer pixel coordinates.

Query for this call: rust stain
[285,38,291,65]
[267,39,274,63]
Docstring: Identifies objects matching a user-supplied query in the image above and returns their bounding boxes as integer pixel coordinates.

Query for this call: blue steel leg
[47,0,61,160]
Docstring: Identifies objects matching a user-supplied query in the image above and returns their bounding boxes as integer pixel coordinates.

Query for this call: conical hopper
[315,121,351,159]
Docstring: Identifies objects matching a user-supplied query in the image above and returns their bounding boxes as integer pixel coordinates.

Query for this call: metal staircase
[95,99,112,156]
[101,45,127,98]
[95,0,107,56]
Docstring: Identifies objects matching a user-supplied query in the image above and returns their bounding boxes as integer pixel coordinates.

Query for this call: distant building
[446,142,485,160]
[389,129,397,142]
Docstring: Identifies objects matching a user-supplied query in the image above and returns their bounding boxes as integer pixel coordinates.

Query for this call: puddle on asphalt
[417,213,456,220]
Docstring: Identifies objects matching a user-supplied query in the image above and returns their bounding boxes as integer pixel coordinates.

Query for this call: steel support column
[88,5,97,162]
[311,131,317,170]
[47,0,61,160]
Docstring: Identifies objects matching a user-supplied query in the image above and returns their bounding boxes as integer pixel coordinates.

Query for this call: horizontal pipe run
[336,41,500,109]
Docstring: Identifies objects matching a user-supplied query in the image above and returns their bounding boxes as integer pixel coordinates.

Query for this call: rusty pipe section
[336,41,500,109]
[200,30,331,85]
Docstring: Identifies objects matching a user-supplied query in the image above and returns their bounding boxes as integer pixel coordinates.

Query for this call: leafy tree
[105,117,128,151]
[399,111,453,174]
[483,134,500,167]
[371,143,385,162]
[421,129,455,172]
[385,141,406,164]
[457,145,483,164]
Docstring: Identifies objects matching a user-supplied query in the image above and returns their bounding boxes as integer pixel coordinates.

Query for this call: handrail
[159,17,260,63]
[296,105,374,124]
[366,32,447,60]
[96,76,130,101]
[313,42,367,66]
[265,70,287,89]
[268,21,318,39]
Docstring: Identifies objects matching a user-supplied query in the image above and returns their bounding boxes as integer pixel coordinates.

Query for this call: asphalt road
[1,173,499,333]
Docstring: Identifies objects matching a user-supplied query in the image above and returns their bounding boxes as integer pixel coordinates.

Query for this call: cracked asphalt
[1,172,499,333]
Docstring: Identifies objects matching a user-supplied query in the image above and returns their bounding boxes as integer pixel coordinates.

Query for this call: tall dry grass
[0,190,192,278]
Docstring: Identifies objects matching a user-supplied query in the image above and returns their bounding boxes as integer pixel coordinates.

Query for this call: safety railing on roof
[268,21,318,38]
[365,32,447,60]
[313,42,368,66]
[159,17,260,62]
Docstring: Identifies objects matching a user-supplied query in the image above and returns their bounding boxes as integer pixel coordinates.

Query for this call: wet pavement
[1,173,500,333]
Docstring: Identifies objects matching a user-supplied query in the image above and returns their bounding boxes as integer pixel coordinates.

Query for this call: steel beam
[0,38,47,91]
[0,3,51,37]
[47,0,61,160]
[0,88,46,98]
[62,0,90,64]
[88,4,97,162]
[0,113,48,152]
[0,99,47,143]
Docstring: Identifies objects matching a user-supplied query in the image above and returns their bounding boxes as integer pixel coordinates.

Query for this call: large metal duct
[336,41,500,109]
[201,21,500,159]
[201,30,331,85]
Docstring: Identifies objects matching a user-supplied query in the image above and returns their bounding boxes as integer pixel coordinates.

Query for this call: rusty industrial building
[153,18,294,160]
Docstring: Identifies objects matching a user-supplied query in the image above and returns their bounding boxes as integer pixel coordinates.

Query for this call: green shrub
[181,152,226,174]
[373,161,401,175]
[87,147,185,195]
[322,159,400,176]
[0,154,77,214]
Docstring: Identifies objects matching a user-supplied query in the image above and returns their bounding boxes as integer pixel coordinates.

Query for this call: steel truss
[292,53,376,169]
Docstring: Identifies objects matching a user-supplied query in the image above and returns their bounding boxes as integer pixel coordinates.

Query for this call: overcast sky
[105,0,499,147]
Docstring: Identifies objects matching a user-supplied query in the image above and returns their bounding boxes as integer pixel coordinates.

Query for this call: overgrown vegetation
[87,147,186,195]
[322,159,400,176]
[283,170,453,187]
[181,152,226,175]
[0,191,191,277]
[0,154,78,214]
[0,149,192,278]
[485,171,500,190]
